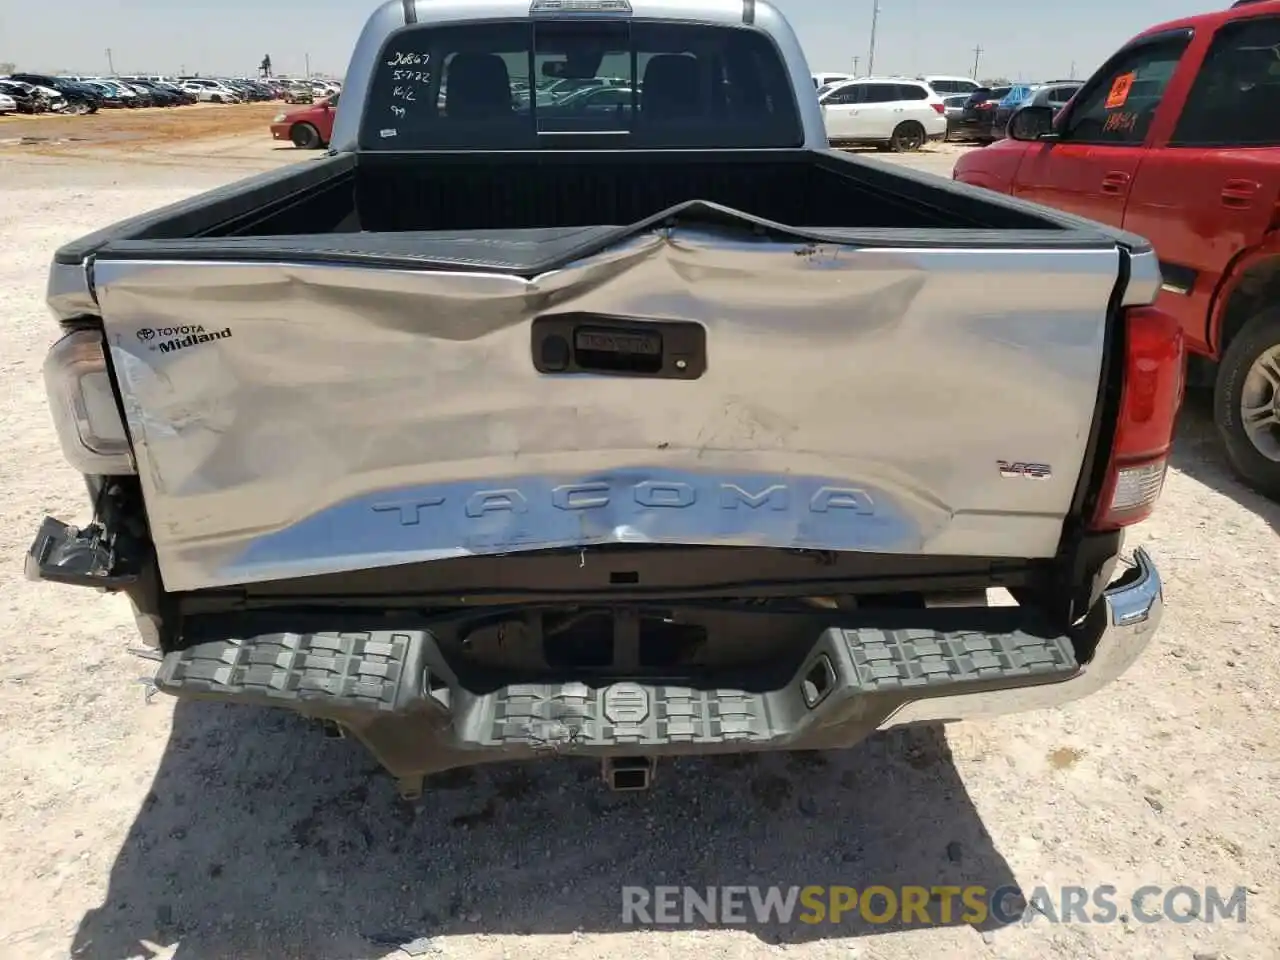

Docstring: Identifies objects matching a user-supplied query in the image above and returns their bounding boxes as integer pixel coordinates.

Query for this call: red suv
[955,0,1280,497]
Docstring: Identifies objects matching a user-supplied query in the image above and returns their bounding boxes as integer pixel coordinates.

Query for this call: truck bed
[55,148,1148,595]
[58,149,1127,273]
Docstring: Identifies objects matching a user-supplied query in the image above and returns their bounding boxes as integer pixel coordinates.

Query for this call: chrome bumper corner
[880,546,1163,726]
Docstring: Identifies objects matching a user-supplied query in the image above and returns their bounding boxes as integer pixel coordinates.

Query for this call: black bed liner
[60,148,1153,277]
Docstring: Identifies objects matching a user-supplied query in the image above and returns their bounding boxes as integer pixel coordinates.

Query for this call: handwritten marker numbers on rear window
[1104,112,1137,134]
[386,51,428,67]
[390,105,407,119]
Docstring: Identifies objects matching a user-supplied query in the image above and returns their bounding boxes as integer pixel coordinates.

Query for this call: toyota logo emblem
[137,328,155,341]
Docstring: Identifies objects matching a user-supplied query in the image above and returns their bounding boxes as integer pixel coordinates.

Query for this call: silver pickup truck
[29,0,1183,797]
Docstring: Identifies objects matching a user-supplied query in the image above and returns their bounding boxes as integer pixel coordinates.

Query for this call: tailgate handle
[1101,171,1131,193]
[1221,179,1259,208]
[531,314,705,379]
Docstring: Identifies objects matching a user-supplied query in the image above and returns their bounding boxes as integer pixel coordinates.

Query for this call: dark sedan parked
[989,84,1038,141]
[80,81,125,108]
[118,82,156,108]
[1025,81,1082,116]
[225,79,274,102]
[127,80,184,106]
[989,81,1083,142]
[149,80,199,105]
[950,85,1011,142]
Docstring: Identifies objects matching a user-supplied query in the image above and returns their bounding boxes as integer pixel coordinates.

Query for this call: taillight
[1090,306,1184,531]
[931,102,946,114]
[43,328,135,475]
[977,102,996,111]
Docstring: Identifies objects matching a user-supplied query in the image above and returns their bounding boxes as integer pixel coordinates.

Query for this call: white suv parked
[818,78,947,151]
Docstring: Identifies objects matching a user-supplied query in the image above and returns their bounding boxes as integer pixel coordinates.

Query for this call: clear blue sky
[0,0,1212,80]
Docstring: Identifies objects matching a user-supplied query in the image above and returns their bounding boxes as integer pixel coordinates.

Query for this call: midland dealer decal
[136,325,233,354]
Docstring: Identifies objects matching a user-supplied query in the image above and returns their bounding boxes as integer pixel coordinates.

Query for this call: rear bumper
[138,548,1163,786]
[882,547,1162,724]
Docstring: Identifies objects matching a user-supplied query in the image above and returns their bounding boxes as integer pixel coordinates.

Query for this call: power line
[971,43,983,80]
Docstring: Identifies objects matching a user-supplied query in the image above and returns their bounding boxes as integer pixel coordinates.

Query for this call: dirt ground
[0,103,283,146]
[0,121,1278,960]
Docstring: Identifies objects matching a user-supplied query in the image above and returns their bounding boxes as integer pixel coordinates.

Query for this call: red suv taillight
[931,102,946,114]
[1089,306,1185,531]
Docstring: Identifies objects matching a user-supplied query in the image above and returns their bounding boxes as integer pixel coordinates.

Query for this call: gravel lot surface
[1,119,1277,960]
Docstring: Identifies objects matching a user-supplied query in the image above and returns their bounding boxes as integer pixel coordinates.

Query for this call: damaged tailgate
[89,210,1127,593]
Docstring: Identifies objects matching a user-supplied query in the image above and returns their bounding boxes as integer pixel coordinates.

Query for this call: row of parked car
[812,74,986,152]
[942,81,1084,143]
[807,71,1087,150]
[0,74,342,116]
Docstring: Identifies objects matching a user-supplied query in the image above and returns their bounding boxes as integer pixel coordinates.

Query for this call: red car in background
[955,0,1280,498]
[270,93,338,149]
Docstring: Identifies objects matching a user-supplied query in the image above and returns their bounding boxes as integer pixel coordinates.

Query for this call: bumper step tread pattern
[475,627,1076,748]
[843,628,1075,691]
[485,683,775,748]
[155,631,428,713]
[155,625,1079,746]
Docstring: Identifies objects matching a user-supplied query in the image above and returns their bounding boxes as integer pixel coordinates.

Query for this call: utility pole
[867,0,880,77]
[970,44,983,81]
[851,55,859,76]
[1069,60,1076,80]
[106,47,115,76]
[305,52,311,78]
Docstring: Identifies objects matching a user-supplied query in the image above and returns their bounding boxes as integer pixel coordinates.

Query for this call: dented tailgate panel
[93,226,1120,592]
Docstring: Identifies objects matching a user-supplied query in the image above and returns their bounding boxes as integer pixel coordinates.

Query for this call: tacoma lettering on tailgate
[227,469,919,586]
[371,480,875,525]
